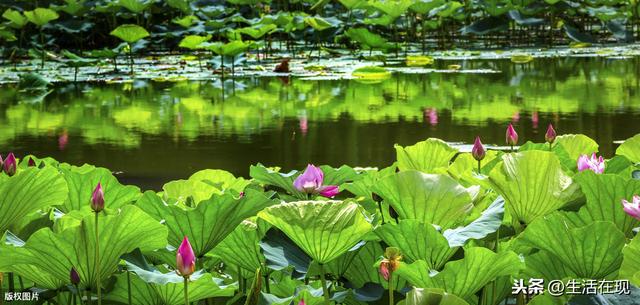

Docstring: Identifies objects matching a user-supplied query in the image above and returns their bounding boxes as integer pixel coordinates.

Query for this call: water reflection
[0,57,639,189]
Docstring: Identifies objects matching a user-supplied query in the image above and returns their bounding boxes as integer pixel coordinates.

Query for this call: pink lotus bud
[91,183,105,212]
[3,153,16,176]
[379,261,390,281]
[298,299,305,305]
[505,124,518,146]
[622,195,640,221]
[70,267,80,285]
[28,157,36,167]
[545,124,556,144]
[176,236,196,278]
[472,136,486,161]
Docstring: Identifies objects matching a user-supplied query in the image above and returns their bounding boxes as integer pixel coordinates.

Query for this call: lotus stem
[377,201,386,224]
[95,212,101,305]
[128,43,134,75]
[40,30,45,70]
[184,277,189,305]
[73,285,78,305]
[319,264,330,305]
[388,273,394,305]
[87,289,92,305]
[477,160,482,174]
[8,273,14,294]
[127,269,132,305]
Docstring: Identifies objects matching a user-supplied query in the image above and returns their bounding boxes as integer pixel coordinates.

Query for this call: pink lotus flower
[298,299,305,305]
[176,236,196,278]
[91,183,105,212]
[545,124,556,144]
[622,196,640,221]
[577,153,605,174]
[506,124,518,147]
[58,131,68,150]
[293,164,339,198]
[472,136,485,161]
[3,153,16,176]
[425,108,438,126]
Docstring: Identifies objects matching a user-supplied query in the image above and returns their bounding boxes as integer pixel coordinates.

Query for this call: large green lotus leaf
[403,288,469,305]
[522,250,576,283]
[4,205,167,290]
[2,9,28,28]
[304,16,333,31]
[0,233,64,289]
[24,8,59,27]
[396,248,522,301]
[258,201,372,264]
[339,241,385,288]
[346,28,388,49]
[520,213,625,279]
[553,134,599,161]
[443,196,504,248]
[369,0,413,19]
[109,24,150,43]
[617,134,640,164]
[117,0,152,13]
[488,151,578,224]
[338,0,367,9]
[107,267,234,305]
[395,138,458,173]
[237,24,277,39]
[162,169,249,205]
[620,234,640,286]
[0,167,68,234]
[213,219,268,272]
[375,220,455,269]
[563,171,640,237]
[372,170,473,229]
[137,189,275,257]
[178,34,211,50]
[447,150,501,177]
[59,166,140,213]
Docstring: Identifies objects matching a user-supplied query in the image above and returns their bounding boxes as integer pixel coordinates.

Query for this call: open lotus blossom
[622,195,640,221]
[176,236,196,278]
[3,153,16,176]
[577,153,605,174]
[70,267,81,285]
[505,124,518,147]
[545,124,556,144]
[293,164,339,198]
[472,136,486,161]
[91,183,105,212]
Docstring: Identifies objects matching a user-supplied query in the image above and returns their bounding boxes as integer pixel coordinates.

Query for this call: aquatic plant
[0,131,638,304]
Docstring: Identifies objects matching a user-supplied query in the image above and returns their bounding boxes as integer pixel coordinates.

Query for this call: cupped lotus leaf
[554,134,599,161]
[237,24,277,39]
[137,189,275,257]
[304,16,333,31]
[107,266,235,305]
[375,220,455,269]
[346,28,388,49]
[172,15,200,27]
[2,9,28,29]
[0,167,68,234]
[404,288,469,305]
[563,171,640,237]
[206,40,250,57]
[406,55,434,66]
[338,0,367,9]
[369,0,413,19]
[24,8,59,27]
[178,35,211,50]
[520,213,626,279]
[3,205,167,290]
[258,200,373,264]
[59,166,140,213]
[117,0,152,13]
[213,219,268,272]
[372,170,473,229]
[617,134,640,164]
[395,138,458,173]
[488,151,579,224]
[621,234,640,286]
[443,196,504,248]
[110,24,150,43]
[395,247,522,301]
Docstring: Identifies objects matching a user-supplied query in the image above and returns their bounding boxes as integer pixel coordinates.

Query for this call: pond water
[1,57,639,190]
